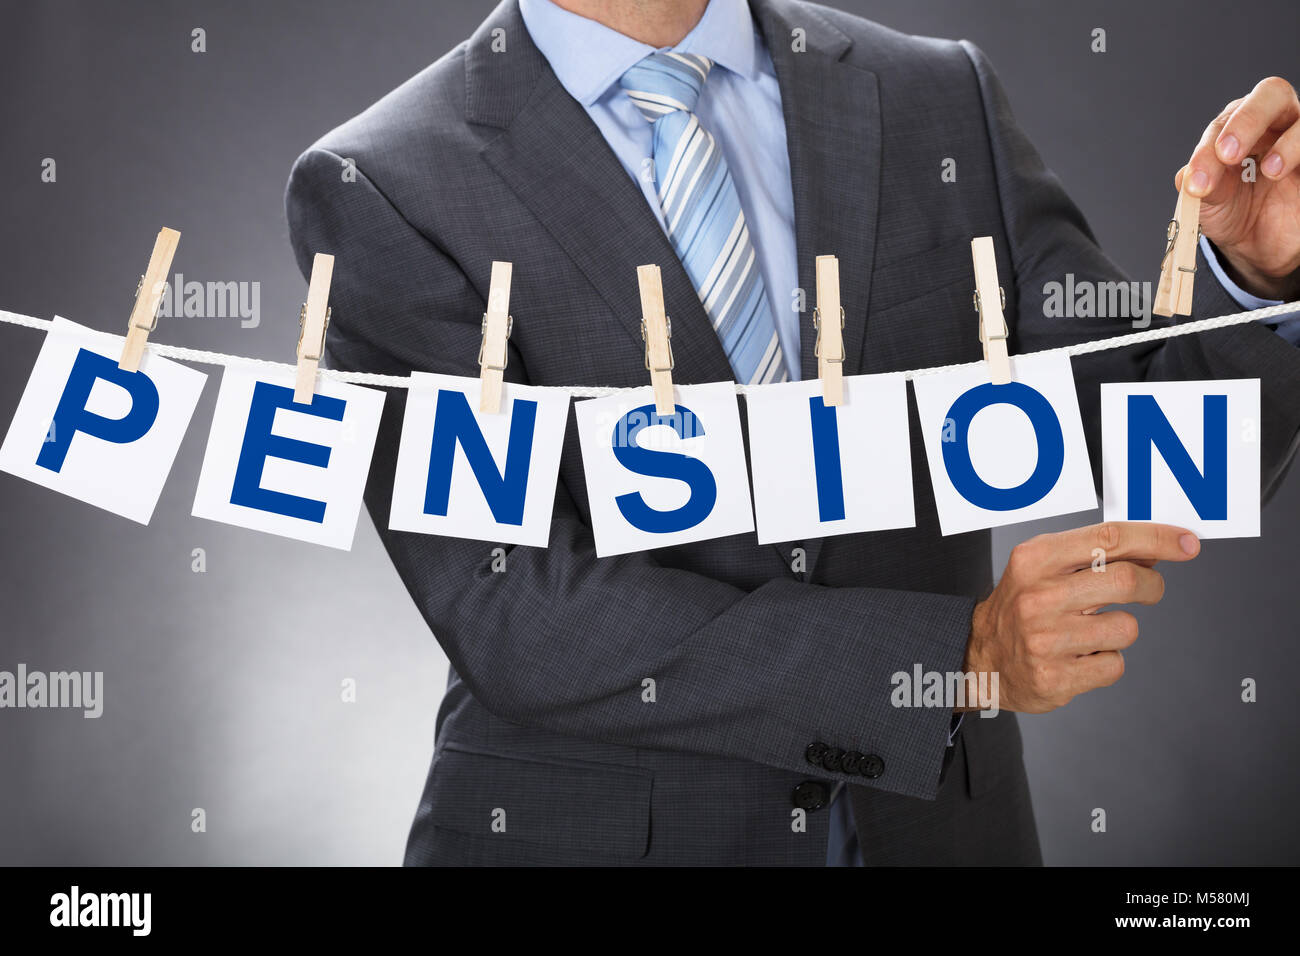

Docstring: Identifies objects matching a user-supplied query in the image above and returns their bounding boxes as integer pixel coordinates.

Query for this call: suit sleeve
[960,41,1300,500]
[286,146,971,800]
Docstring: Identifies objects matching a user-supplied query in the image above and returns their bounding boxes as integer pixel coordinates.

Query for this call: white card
[0,316,206,524]
[1102,379,1259,538]
[191,365,384,550]
[913,352,1097,536]
[744,374,916,543]
[389,372,569,547]
[574,382,754,557]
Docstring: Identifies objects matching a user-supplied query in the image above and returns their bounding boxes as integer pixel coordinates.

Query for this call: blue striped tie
[620,52,789,384]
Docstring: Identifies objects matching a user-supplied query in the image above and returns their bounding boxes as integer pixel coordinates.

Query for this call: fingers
[1261,118,1300,180]
[1216,77,1299,166]
[1186,77,1300,198]
[1002,609,1134,707]
[992,522,1201,713]
[1182,108,1236,200]
[1019,522,1200,576]
[1064,610,1140,654]
[1062,560,1166,612]
[1069,650,1126,694]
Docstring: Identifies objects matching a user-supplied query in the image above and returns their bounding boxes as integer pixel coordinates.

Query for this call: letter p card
[0,316,206,523]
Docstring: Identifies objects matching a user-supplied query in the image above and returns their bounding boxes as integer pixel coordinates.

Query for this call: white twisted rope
[2,300,1297,393]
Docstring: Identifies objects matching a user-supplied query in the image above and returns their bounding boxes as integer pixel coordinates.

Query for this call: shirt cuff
[1199,235,1300,345]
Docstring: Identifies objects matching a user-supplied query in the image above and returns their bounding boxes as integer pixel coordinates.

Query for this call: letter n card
[1102,379,1259,538]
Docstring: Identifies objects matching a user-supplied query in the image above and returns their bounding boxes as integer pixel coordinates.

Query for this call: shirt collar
[518,0,760,108]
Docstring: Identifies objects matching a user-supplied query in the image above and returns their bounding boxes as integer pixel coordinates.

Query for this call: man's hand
[1180,76,1300,301]
[963,522,1201,714]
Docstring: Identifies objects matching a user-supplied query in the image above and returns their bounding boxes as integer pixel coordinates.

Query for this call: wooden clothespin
[1153,175,1201,317]
[971,236,1011,385]
[478,261,514,414]
[637,264,675,416]
[814,255,845,406]
[293,253,334,404]
[118,227,181,372]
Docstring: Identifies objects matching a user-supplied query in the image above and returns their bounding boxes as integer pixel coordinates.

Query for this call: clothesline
[2,301,1297,393]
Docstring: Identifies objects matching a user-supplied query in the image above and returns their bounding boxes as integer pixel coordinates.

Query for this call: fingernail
[1217,133,1240,162]
[1262,152,1284,176]
[1189,169,1211,195]
[1179,533,1200,556]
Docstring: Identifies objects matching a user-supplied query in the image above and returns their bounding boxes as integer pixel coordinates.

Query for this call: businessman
[286,0,1300,865]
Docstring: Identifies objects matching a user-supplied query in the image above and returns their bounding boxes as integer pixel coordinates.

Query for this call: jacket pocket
[425,743,654,862]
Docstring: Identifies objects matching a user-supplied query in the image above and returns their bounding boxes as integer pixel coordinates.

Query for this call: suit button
[792,781,829,811]
[805,742,829,767]
[859,754,885,779]
[821,747,845,772]
[841,751,863,774]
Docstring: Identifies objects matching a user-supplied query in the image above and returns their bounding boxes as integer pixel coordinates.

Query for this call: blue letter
[809,396,846,521]
[612,404,716,533]
[424,389,537,525]
[1127,394,1227,520]
[942,382,1065,511]
[37,348,160,472]
[231,381,346,523]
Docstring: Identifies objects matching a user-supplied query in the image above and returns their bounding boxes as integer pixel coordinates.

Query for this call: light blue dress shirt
[1201,236,1300,343]
[519,0,802,378]
[518,0,1299,869]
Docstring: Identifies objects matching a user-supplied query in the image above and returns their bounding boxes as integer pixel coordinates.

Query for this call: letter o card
[191,365,383,550]
[913,352,1097,535]
[389,372,569,547]
[1102,379,1259,538]
[575,382,753,557]
[0,316,207,523]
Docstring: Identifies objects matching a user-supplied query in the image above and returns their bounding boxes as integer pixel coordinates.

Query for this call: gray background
[0,0,1296,865]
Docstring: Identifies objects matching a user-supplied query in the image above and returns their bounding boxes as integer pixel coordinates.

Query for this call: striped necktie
[620,51,789,384]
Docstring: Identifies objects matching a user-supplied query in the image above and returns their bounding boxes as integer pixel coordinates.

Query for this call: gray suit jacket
[285,0,1300,865]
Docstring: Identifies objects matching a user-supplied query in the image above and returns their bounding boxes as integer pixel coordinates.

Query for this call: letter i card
[744,373,915,544]
[0,316,207,523]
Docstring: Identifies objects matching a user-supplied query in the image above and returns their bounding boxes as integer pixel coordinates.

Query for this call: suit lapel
[468,1,734,389]
[754,0,882,576]
[755,0,881,381]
